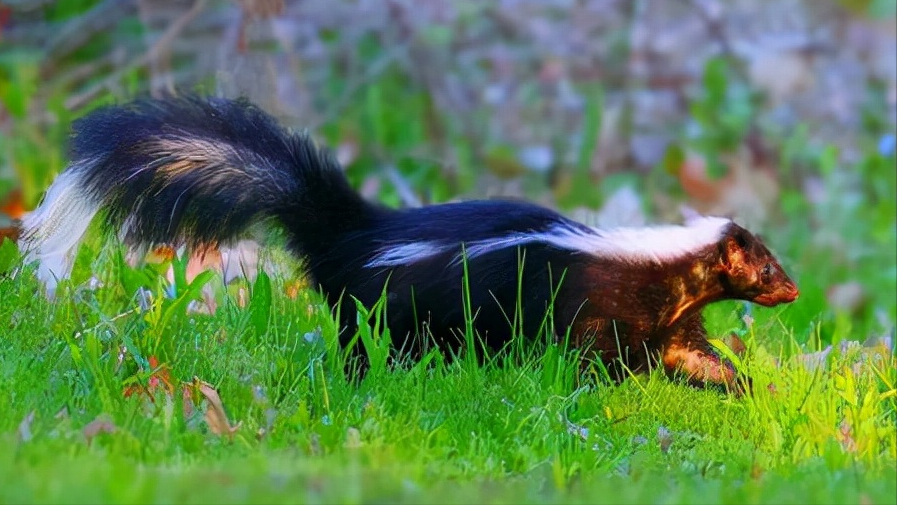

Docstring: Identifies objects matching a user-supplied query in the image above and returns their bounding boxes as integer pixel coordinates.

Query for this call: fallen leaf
[82,415,117,445]
[0,225,20,244]
[678,152,729,204]
[123,355,176,401]
[0,189,25,219]
[148,356,175,393]
[722,332,747,357]
[192,377,242,438]
[18,410,35,442]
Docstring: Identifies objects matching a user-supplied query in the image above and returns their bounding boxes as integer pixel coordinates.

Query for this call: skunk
[21,95,800,390]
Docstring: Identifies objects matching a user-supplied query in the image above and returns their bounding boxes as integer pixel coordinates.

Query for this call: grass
[0,224,894,504]
[0,11,894,500]
[1,98,895,504]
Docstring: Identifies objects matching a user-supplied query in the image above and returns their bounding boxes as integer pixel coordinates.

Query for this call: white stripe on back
[364,241,446,268]
[537,216,731,263]
[364,216,732,268]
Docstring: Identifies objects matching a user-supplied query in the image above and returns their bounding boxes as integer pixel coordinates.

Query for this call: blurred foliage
[0,2,895,502]
[0,0,895,344]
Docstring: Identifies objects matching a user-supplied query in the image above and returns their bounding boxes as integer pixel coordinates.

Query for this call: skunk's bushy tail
[22,95,373,293]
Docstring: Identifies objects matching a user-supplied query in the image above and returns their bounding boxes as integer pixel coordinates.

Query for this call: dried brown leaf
[193,377,241,438]
[722,332,747,357]
[82,415,117,445]
[0,225,20,244]
[123,355,176,402]
[678,152,728,204]
[1,188,25,219]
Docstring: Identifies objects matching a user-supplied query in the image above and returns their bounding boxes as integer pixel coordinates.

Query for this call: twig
[43,0,138,64]
[64,0,208,110]
[46,49,122,91]
[73,307,141,340]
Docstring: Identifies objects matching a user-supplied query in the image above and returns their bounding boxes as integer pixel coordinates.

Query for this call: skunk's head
[719,223,799,307]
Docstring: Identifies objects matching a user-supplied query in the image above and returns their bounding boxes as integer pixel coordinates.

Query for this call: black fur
[71,95,372,249]
[29,95,800,388]
[63,95,586,353]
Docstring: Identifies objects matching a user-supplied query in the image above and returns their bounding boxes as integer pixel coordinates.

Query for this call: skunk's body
[23,96,800,389]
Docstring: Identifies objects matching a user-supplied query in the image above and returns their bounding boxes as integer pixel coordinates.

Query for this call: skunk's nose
[783,283,800,303]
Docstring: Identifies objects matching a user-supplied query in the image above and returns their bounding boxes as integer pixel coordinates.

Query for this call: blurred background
[0,0,895,345]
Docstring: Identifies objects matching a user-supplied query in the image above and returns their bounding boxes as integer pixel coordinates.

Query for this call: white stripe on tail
[21,164,100,297]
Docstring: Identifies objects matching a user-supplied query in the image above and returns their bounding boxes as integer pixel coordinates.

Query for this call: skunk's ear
[723,230,748,267]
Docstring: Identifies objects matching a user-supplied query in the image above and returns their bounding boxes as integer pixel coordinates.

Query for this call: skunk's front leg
[657,313,745,393]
